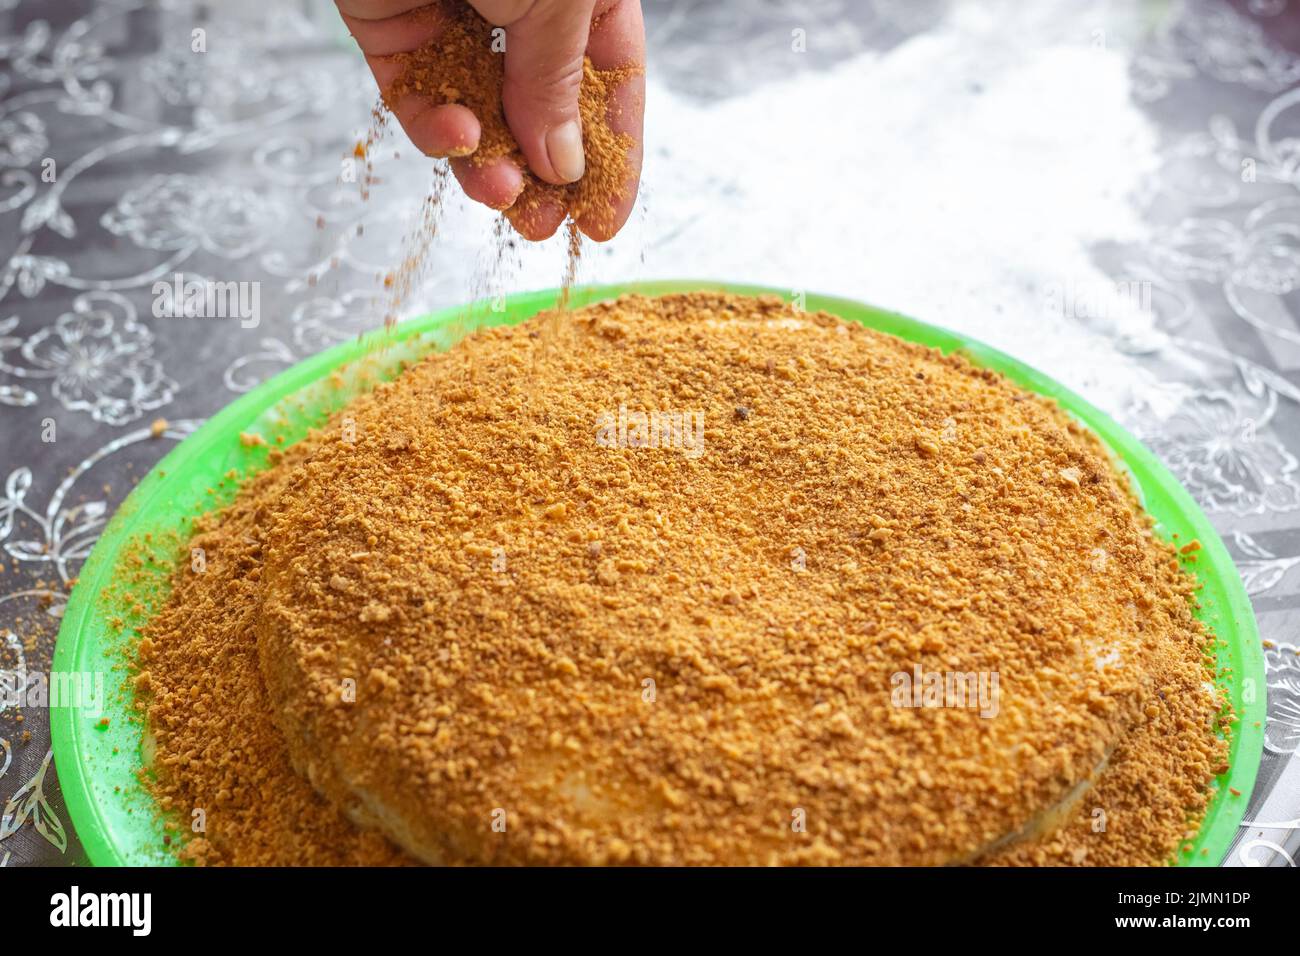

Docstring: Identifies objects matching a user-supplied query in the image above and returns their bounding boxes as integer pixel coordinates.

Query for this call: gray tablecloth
[1,0,1298,867]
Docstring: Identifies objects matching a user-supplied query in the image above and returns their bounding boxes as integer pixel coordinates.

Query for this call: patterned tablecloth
[1,0,1298,867]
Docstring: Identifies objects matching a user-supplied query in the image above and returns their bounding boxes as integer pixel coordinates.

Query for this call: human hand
[337,0,645,241]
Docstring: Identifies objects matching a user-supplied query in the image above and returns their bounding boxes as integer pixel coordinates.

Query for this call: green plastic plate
[50,281,1265,866]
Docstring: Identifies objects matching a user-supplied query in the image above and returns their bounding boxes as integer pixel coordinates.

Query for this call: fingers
[504,191,567,241]
[466,0,534,23]
[574,0,644,241]
[451,155,568,242]
[336,0,435,19]
[342,0,645,242]
[407,103,481,157]
[343,3,469,161]
[342,3,519,209]
[451,155,525,210]
[488,0,598,185]
[587,0,643,70]
[368,52,481,158]
[341,7,446,57]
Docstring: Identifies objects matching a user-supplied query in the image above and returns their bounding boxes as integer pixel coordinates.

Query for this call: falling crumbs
[132,292,1229,866]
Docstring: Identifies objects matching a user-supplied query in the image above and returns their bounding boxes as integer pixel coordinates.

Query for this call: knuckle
[541,58,584,100]
[506,56,583,115]
[472,0,536,27]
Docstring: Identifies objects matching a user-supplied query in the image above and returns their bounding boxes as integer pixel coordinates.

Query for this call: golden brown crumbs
[132,292,1227,866]
[135,438,408,866]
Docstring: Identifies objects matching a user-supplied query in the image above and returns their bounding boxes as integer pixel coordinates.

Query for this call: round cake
[248,292,1217,865]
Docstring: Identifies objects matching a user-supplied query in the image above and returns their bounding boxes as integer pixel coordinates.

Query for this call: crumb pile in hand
[383,3,635,238]
[132,292,1227,866]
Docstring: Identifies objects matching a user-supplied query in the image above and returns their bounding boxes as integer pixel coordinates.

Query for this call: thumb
[489,0,596,185]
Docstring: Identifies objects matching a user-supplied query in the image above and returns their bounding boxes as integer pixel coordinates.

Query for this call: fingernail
[546,120,585,183]
[445,141,475,158]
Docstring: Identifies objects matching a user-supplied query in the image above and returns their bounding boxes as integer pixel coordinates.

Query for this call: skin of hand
[337,0,645,241]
